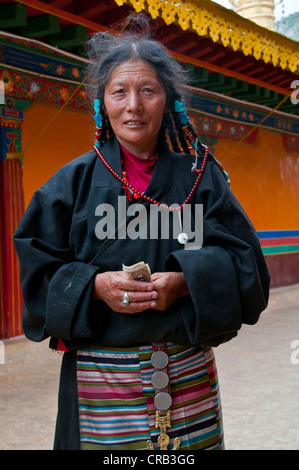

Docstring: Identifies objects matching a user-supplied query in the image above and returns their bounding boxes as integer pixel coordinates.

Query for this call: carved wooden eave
[115,0,299,74]
[0,0,298,113]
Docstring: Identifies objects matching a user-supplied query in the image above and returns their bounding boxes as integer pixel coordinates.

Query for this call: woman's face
[104,60,167,158]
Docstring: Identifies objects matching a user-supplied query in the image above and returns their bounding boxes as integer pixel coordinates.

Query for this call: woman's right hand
[92,271,158,314]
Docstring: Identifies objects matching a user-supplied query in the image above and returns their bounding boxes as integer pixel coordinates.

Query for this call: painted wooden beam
[15,0,113,32]
[20,14,61,37]
[232,84,263,101]
[189,67,210,86]
[11,0,294,96]
[0,3,27,28]
[208,76,238,93]
[48,24,88,47]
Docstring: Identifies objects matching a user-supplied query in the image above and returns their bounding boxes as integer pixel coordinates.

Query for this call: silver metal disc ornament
[151,350,169,369]
[151,370,169,390]
[154,391,172,411]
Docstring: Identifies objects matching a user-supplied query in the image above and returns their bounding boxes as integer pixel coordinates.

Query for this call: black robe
[13,136,270,449]
[13,135,270,351]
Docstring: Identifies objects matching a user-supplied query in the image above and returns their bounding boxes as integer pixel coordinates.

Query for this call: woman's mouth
[124,121,146,126]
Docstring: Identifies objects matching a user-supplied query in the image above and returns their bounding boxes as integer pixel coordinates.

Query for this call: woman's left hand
[149,272,189,311]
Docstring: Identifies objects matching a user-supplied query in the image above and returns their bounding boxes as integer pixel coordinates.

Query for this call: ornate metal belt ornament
[147,344,181,451]
[147,410,181,450]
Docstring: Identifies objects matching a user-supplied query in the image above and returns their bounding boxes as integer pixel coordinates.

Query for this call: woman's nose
[126,91,142,113]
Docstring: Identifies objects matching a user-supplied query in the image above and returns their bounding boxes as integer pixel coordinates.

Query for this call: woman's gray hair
[85,21,188,109]
[85,14,200,154]
[85,15,228,177]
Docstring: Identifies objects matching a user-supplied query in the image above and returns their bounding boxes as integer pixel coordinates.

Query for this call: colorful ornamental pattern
[1,69,88,110]
[258,230,299,256]
[0,34,87,81]
[115,0,299,73]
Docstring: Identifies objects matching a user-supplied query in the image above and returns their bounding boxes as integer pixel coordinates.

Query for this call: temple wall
[215,128,299,288]
[22,103,299,233]
[1,18,298,340]
[22,102,93,207]
[216,127,299,231]
[20,99,299,289]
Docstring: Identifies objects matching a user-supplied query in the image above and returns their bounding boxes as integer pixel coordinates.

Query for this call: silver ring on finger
[122,291,130,305]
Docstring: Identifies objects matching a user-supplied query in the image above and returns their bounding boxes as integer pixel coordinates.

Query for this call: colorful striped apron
[76,344,224,450]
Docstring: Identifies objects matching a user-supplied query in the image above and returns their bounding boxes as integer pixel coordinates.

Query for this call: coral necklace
[93,144,209,212]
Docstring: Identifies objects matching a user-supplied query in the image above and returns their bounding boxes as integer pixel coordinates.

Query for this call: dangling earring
[94,99,103,148]
[174,99,230,186]
[174,99,197,151]
[174,99,190,126]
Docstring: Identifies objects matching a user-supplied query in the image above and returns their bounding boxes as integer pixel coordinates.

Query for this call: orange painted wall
[215,128,299,231]
[21,102,299,236]
[22,102,94,207]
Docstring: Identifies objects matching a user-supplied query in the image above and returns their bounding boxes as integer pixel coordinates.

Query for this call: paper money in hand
[122,261,151,282]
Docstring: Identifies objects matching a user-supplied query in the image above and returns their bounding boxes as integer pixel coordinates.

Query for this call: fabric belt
[147,343,180,451]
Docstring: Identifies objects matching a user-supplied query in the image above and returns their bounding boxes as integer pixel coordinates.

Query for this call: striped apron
[76,344,224,450]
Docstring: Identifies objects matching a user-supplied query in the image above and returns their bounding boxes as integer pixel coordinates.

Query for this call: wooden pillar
[0,107,25,339]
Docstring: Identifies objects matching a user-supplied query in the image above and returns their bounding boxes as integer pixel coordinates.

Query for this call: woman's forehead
[107,60,162,85]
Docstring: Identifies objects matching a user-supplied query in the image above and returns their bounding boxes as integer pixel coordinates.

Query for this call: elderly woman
[13,24,270,451]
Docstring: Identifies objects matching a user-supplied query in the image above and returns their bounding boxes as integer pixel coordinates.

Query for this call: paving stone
[0,284,298,450]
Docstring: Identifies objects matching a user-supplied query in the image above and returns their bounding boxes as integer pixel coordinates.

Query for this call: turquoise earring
[94,99,103,148]
[174,99,230,186]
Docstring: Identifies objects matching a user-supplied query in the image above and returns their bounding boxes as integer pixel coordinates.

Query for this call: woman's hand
[92,271,189,314]
[92,271,158,313]
[150,272,189,311]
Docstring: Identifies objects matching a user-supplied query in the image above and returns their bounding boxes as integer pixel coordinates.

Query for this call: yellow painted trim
[115,0,299,73]
[6,153,23,160]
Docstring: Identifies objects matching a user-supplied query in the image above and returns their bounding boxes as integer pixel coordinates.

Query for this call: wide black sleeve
[165,160,270,347]
[13,186,105,343]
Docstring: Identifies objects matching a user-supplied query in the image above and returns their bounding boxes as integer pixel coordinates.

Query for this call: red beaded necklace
[93,144,209,211]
